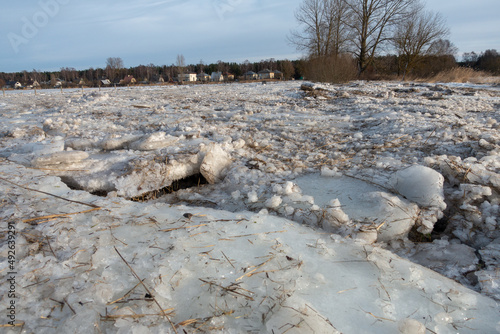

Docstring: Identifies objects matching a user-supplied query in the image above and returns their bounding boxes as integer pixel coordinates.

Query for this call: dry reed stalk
[199,279,255,301]
[45,236,57,258]
[107,280,144,305]
[0,176,101,209]
[132,105,154,109]
[337,287,357,294]
[362,309,395,322]
[22,278,50,289]
[0,322,24,328]
[236,257,274,282]
[23,207,101,224]
[28,167,89,172]
[221,251,235,268]
[177,319,199,326]
[224,230,287,239]
[114,247,178,334]
[160,223,208,232]
[189,231,208,238]
[102,309,174,320]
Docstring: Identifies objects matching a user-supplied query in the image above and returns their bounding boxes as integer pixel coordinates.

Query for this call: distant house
[258,69,274,79]
[120,75,137,85]
[274,70,283,80]
[178,73,197,82]
[14,82,23,89]
[223,72,235,81]
[197,72,210,82]
[243,71,258,80]
[158,76,165,83]
[27,80,41,89]
[5,81,16,89]
[211,72,224,82]
[100,79,112,86]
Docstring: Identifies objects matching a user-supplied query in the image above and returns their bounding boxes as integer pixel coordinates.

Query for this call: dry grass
[426,67,500,84]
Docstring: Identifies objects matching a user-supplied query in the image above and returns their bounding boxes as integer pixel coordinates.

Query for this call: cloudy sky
[1,0,499,73]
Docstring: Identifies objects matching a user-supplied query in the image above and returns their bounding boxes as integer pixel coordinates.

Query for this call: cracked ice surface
[1,81,500,332]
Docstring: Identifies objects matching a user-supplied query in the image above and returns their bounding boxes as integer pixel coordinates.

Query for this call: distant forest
[1,49,499,89]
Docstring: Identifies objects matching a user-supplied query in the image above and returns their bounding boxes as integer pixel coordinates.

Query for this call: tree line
[461,50,500,75]
[0,57,302,89]
[288,0,499,82]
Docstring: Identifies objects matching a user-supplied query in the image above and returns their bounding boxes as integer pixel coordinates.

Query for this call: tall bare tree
[393,8,449,79]
[427,39,457,57]
[105,57,124,80]
[176,54,186,81]
[344,0,416,74]
[289,0,350,57]
[323,0,352,56]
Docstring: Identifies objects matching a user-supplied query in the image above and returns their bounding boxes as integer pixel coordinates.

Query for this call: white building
[258,69,274,80]
[211,72,224,82]
[197,72,210,82]
[178,73,197,82]
[244,71,258,80]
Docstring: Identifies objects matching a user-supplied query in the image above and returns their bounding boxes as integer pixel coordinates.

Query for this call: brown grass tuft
[426,67,500,84]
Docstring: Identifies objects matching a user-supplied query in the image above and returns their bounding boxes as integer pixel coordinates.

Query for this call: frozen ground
[0,81,499,333]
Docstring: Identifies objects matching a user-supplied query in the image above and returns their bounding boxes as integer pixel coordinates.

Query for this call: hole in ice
[130,173,208,202]
[59,176,109,197]
[432,216,448,234]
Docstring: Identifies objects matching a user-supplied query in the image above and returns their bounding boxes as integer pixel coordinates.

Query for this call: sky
[0,0,499,73]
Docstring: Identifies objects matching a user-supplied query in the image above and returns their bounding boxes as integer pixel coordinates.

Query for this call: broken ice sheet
[294,173,419,241]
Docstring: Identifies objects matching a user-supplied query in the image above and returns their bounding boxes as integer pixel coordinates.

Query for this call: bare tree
[477,49,500,74]
[289,0,350,57]
[289,0,324,56]
[462,51,479,67]
[105,57,124,80]
[217,60,228,73]
[343,0,416,74]
[60,67,78,84]
[31,69,42,83]
[242,60,251,73]
[323,0,351,55]
[393,7,449,79]
[176,54,186,81]
[427,39,457,57]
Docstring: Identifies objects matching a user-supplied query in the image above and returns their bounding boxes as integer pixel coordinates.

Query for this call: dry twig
[114,247,178,334]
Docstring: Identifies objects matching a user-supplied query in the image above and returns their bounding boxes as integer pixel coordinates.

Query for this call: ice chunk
[389,165,446,210]
[200,143,232,184]
[411,241,478,282]
[321,166,341,178]
[323,199,350,230]
[129,132,179,151]
[295,174,418,240]
[100,134,142,150]
[362,192,419,242]
[31,150,89,167]
[265,195,282,209]
[247,190,259,203]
